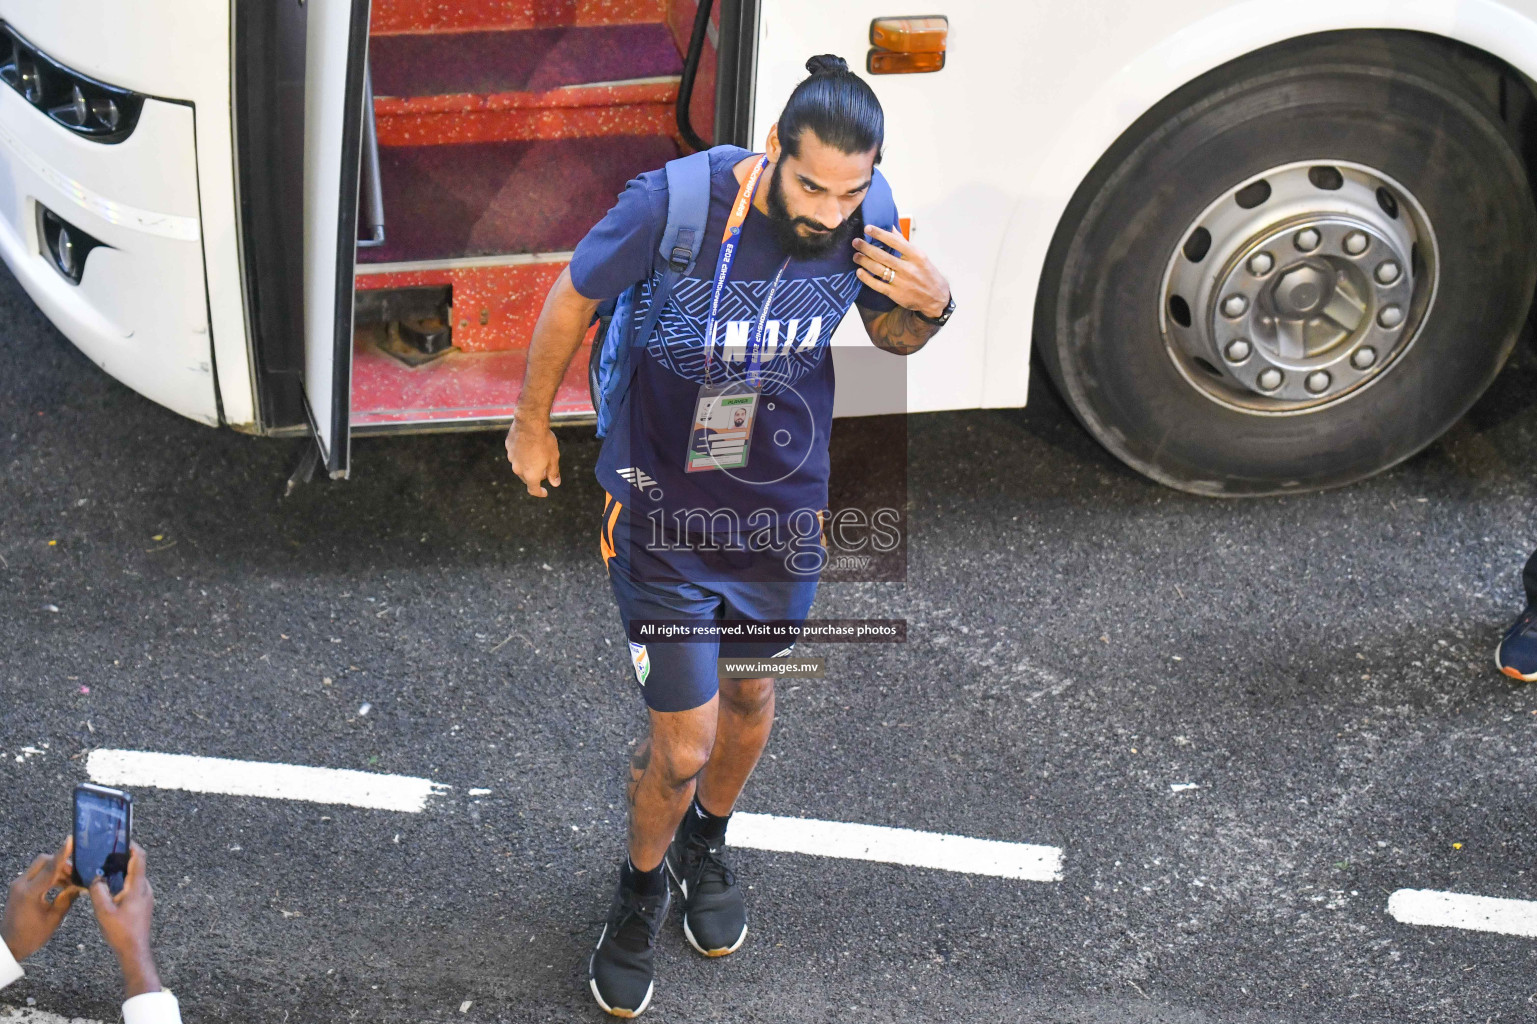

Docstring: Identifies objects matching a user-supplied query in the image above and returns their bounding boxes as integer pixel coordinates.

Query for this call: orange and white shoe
[1495,606,1537,682]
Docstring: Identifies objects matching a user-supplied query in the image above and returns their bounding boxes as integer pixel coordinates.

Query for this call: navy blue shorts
[600,492,821,712]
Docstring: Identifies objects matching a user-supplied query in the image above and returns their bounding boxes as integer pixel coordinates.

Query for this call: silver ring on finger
[884,266,895,284]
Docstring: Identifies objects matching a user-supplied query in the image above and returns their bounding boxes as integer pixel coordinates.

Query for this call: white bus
[2,1,1535,494]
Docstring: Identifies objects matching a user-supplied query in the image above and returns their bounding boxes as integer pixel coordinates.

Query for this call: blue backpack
[588,146,898,438]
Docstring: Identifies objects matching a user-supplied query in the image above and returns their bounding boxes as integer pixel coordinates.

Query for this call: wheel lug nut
[1247,252,1274,276]
[1377,305,1403,328]
[1221,294,1249,318]
[1295,228,1321,252]
[1305,370,1331,394]
[1257,368,1283,391]
[1351,346,1377,370]
[1225,339,1252,363]
[1374,260,1401,285]
[1343,231,1369,255]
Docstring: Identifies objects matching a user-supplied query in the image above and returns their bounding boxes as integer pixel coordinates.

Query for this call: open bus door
[299,0,370,478]
[234,0,371,479]
[242,0,754,466]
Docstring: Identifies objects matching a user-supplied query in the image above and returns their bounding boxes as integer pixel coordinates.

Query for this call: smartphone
[72,783,132,894]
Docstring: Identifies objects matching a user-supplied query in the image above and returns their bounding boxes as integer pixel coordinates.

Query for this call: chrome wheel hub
[1160,162,1438,412]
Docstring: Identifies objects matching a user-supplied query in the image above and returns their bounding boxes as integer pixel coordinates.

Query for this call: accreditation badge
[686,383,758,472]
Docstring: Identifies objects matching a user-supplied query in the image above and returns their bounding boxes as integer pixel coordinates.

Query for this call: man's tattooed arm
[850,225,950,355]
[859,304,942,356]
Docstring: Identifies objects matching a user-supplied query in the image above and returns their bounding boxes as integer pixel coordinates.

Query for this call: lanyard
[703,155,792,388]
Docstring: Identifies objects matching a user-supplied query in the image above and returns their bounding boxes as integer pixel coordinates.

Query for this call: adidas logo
[617,467,660,493]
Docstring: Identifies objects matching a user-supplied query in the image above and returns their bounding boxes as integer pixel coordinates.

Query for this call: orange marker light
[868,50,945,75]
[870,16,948,51]
[868,16,948,75]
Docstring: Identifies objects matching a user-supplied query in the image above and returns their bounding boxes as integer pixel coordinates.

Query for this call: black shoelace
[685,832,734,894]
[612,891,668,948]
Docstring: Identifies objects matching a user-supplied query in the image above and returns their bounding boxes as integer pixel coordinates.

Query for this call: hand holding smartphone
[0,836,81,960]
[3,790,161,1001]
[71,783,132,895]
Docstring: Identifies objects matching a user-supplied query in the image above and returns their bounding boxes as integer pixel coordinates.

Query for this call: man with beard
[505,54,953,1016]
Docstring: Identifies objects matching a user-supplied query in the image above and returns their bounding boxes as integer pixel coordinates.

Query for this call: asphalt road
[5,259,1537,1024]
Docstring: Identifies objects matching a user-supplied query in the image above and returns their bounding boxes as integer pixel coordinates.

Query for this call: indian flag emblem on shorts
[628,641,650,686]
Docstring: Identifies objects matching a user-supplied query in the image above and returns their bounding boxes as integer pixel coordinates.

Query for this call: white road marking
[2,1005,106,1024]
[82,752,1058,878]
[1170,782,1200,793]
[728,812,1062,882]
[86,750,449,813]
[1388,888,1537,938]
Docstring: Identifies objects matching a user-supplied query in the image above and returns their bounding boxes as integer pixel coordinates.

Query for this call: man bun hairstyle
[804,54,849,75]
[778,53,884,163]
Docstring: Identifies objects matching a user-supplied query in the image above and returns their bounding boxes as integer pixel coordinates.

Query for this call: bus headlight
[54,84,88,127]
[37,205,106,285]
[0,22,143,142]
[91,95,121,132]
[16,56,42,103]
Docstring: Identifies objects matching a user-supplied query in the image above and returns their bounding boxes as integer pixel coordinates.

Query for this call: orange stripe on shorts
[600,491,623,566]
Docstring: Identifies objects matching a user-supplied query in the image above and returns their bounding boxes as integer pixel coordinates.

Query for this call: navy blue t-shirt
[569,146,898,547]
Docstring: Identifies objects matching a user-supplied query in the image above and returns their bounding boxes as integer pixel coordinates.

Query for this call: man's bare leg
[626,697,719,871]
[589,703,715,1017]
[695,676,775,816]
[653,675,771,959]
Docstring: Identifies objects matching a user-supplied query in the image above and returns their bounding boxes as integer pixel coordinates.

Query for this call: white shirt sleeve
[0,939,23,989]
[122,990,182,1024]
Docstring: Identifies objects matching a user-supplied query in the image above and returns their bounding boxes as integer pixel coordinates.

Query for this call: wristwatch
[914,293,955,327]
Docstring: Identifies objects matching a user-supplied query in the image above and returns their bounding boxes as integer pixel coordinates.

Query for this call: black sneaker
[1497,605,1537,681]
[664,828,747,957]
[588,877,670,1018]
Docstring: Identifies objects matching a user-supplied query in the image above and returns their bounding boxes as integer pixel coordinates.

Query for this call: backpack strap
[627,148,715,353]
[600,149,717,426]
[660,148,714,276]
[861,167,898,239]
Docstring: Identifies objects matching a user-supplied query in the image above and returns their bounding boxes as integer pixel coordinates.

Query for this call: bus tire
[1034,31,1537,496]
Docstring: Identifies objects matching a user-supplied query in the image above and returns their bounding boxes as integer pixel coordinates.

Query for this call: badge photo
[686,384,759,473]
